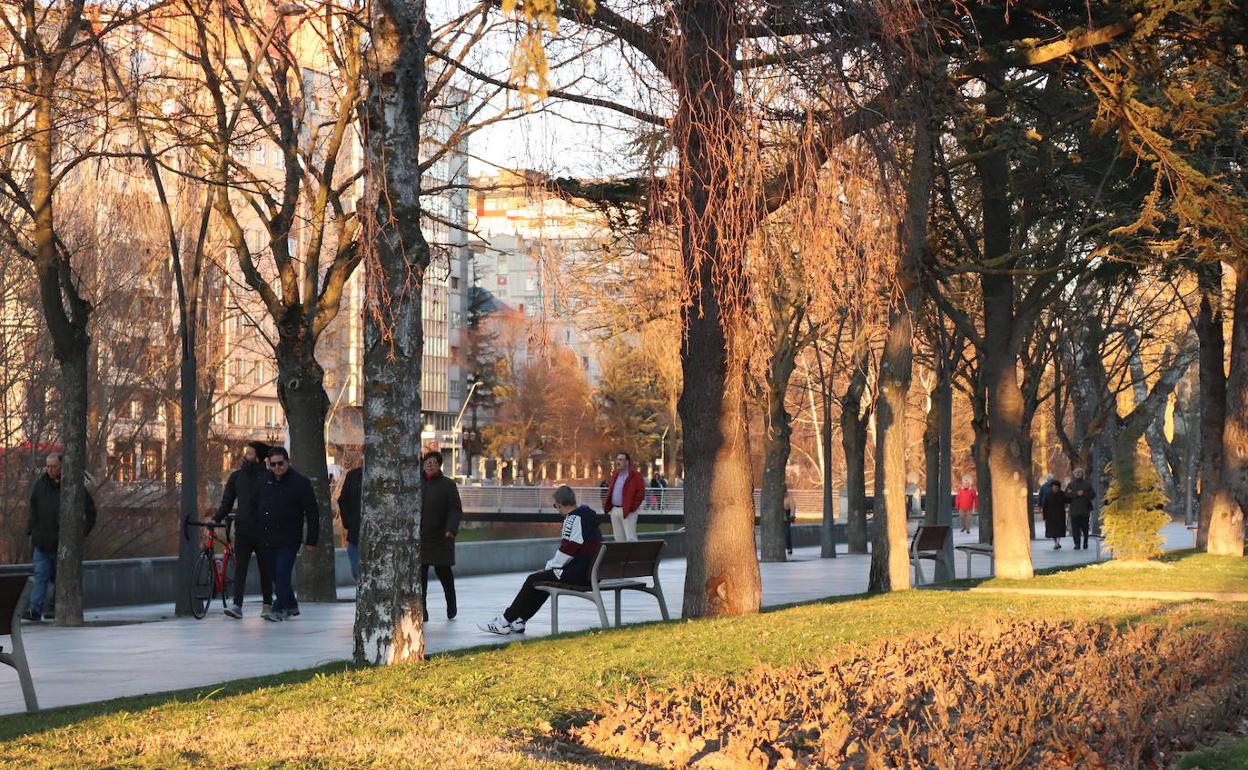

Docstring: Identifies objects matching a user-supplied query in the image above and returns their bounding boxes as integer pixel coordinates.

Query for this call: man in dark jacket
[248,447,319,622]
[1067,467,1096,550]
[212,441,272,618]
[25,453,96,621]
[479,485,602,635]
[337,465,362,581]
[420,451,462,621]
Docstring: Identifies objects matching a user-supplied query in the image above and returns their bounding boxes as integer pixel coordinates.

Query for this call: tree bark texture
[971,386,993,544]
[673,0,761,617]
[840,362,870,554]
[353,0,430,664]
[974,92,1032,580]
[759,313,802,562]
[1211,264,1248,556]
[1195,261,1228,550]
[1127,330,1181,512]
[925,371,954,579]
[276,333,337,602]
[868,115,933,592]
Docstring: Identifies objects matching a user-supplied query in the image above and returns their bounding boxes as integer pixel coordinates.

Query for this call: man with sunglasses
[247,447,319,622]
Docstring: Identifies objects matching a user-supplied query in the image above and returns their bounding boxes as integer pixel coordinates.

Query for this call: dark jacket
[338,467,362,545]
[214,460,265,532]
[549,505,603,585]
[1042,488,1069,539]
[248,468,320,548]
[420,472,463,566]
[1067,478,1095,518]
[27,474,97,552]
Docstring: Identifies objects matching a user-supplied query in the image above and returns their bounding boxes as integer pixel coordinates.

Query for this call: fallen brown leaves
[573,620,1248,769]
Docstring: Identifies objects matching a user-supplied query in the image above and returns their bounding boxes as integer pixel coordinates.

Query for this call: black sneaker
[286,608,300,618]
[21,610,41,622]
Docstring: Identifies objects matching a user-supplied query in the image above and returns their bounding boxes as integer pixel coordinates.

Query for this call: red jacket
[603,467,646,517]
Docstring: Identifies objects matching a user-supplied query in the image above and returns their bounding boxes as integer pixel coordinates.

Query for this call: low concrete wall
[0,523,847,609]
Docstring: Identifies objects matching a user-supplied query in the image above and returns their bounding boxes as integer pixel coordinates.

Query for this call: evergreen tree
[1101,450,1169,561]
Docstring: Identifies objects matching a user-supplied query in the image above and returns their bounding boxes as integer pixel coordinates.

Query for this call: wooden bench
[1187,524,1200,547]
[1089,532,1108,561]
[910,525,952,585]
[536,540,670,634]
[1,574,39,712]
[955,542,994,578]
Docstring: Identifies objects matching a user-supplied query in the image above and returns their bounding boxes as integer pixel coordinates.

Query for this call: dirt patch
[573,620,1248,769]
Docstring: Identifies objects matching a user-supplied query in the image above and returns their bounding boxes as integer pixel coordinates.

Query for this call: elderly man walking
[603,452,645,542]
[25,453,96,621]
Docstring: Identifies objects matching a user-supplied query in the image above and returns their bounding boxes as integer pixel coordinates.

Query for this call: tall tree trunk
[1021,425,1036,540]
[276,339,337,602]
[924,386,940,526]
[975,92,1032,580]
[819,382,837,558]
[869,115,933,592]
[1196,262,1231,551]
[353,0,429,664]
[1127,329,1181,512]
[972,379,993,543]
[32,81,92,626]
[674,0,760,617]
[1212,263,1248,556]
[841,362,870,553]
[760,322,801,562]
[925,369,954,580]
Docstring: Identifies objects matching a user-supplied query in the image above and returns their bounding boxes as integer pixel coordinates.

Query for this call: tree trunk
[841,363,870,554]
[760,329,799,562]
[1196,262,1231,551]
[975,90,1032,580]
[926,370,954,579]
[54,350,90,626]
[1021,428,1036,540]
[820,385,837,558]
[1211,263,1248,556]
[972,390,993,544]
[1127,329,1181,512]
[869,116,933,592]
[924,387,940,526]
[276,342,337,602]
[674,0,760,617]
[353,0,430,664]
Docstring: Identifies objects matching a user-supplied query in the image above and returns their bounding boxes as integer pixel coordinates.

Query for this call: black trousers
[233,529,273,607]
[1071,515,1090,549]
[503,569,589,623]
[420,563,456,617]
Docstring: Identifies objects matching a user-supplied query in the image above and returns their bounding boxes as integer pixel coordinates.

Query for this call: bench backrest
[912,525,950,553]
[596,540,664,581]
[0,574,32,637]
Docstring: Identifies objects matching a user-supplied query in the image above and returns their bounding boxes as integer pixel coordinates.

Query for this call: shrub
[1101,452,1169,560]
[575,620,1248,769]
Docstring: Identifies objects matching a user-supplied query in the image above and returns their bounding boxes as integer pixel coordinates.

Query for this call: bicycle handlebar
[183,516,234,544]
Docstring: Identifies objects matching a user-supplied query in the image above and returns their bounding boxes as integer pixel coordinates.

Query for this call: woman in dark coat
[1041,479,1069,550]
[420,451,463,620]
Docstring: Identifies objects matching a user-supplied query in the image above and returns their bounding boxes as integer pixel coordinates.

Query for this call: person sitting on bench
[479,485,602,635]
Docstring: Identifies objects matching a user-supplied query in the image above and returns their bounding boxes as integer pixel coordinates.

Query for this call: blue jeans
[262,545,300,615]
[30,546,56,616]
[347,541,359,582]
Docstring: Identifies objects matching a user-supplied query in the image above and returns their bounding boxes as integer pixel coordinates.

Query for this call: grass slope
[981,551,1248,594]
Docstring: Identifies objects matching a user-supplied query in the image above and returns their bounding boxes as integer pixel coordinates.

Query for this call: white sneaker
[478,616,512,635]
[510,618,526,634]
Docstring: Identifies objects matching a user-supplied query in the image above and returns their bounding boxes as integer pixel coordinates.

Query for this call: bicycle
[184,517,236,619]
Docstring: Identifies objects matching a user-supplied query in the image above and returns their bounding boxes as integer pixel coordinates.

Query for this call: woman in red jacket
[955,475,978,534]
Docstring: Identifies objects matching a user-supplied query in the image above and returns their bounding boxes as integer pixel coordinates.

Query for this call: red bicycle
[185,518,235,619]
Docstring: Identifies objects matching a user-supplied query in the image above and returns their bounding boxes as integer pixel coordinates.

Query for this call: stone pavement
[0,522,1195,716]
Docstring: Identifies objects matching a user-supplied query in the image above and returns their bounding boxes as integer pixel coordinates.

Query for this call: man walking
[420,451,463,621]
[213,441,273,618]
[479,485,602,635]
[337,465,362,581]
[603,452,645,542]
[248,447,319,622]
[25,453,96,621]
[1067,467,1096,550]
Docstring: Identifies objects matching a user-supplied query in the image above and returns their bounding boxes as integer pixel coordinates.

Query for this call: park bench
[955,542,995,578]
[910,525,952,586]
[1,574,39,712]
[535,540,670,634]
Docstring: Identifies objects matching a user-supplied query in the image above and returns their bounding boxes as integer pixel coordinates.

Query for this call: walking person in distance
[419,451,462,621]
[213,441,274,618]
[249,447,319,622]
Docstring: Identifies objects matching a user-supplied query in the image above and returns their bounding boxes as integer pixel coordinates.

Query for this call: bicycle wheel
[190,551,213,619]
[220,552,236,611]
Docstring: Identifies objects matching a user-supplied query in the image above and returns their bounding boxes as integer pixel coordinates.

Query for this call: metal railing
[456,485,831,518]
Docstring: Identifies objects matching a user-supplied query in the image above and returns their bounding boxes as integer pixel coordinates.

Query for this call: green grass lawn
[1175,738,1248,770]
[3,561,1247,769]
[978,550,1248,594]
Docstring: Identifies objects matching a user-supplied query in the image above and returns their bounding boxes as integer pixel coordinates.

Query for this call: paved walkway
[0,522,1195,716]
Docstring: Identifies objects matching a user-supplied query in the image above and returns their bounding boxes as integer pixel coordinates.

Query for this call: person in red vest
[603,451,645,542]
[955,475,979,534]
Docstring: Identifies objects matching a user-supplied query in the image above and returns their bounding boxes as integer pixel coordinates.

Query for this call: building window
[264,405,276,426]
[246,403,257,426]
[450,276,460,290]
